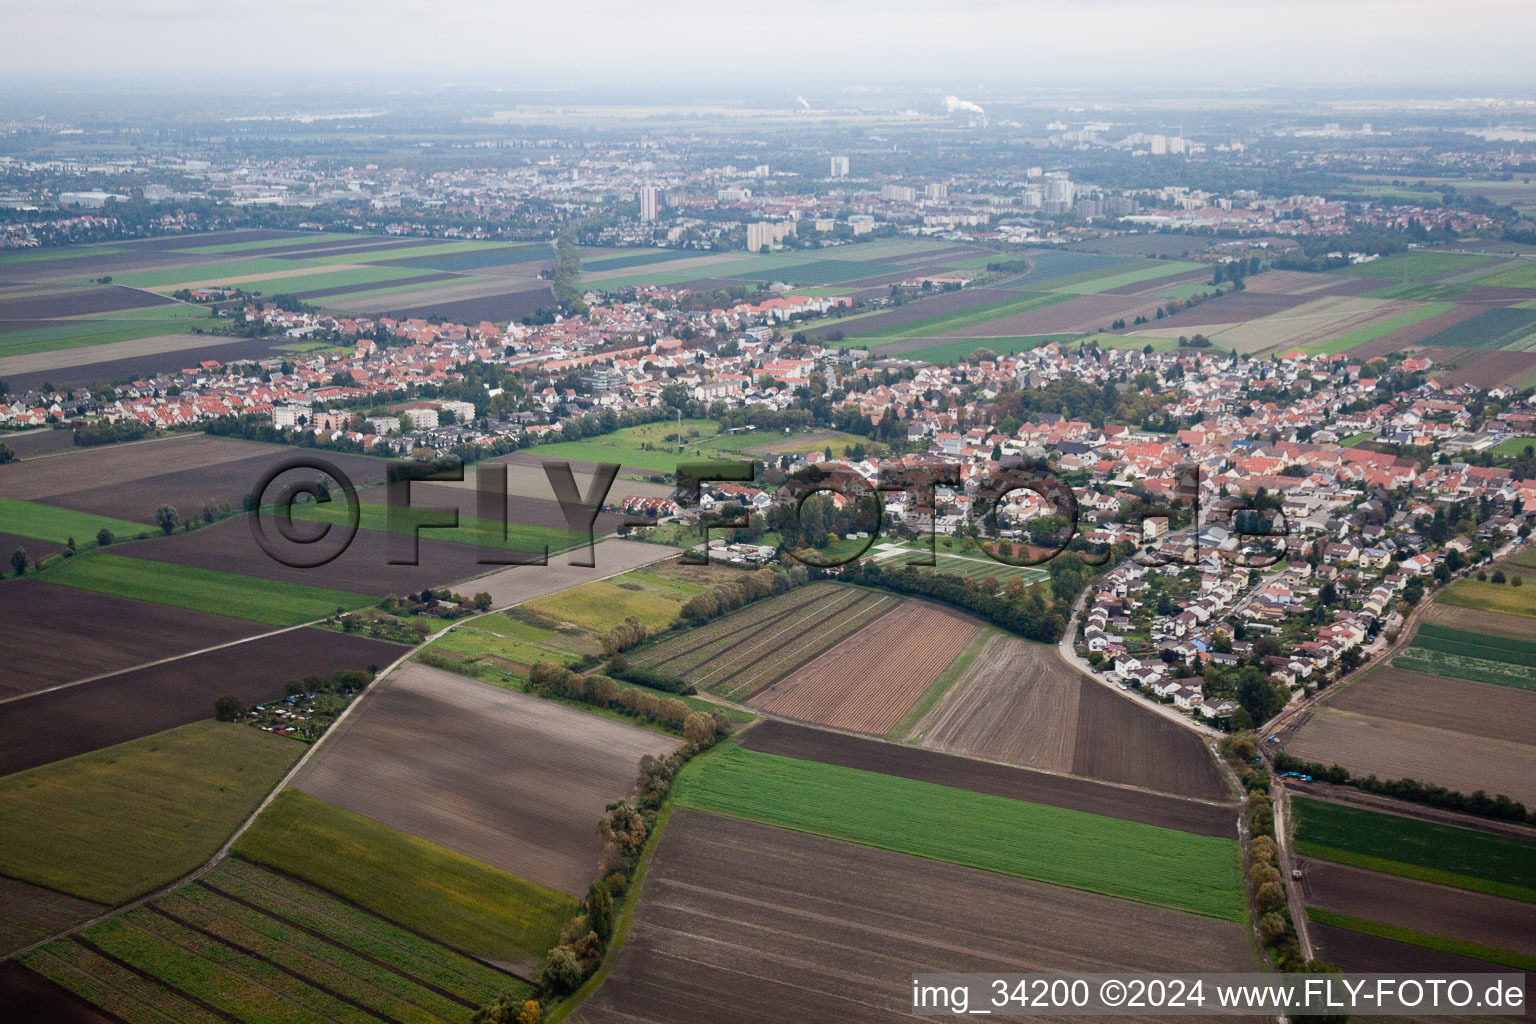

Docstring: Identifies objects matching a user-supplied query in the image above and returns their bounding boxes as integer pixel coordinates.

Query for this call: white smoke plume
[942,95,986,115]
[796,95,811,110]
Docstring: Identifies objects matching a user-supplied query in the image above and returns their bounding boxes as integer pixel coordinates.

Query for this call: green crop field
[1305,302,1454,355]
[1306,909,1536,972]
[1293,797,1536,903]
[881,547,1049,591]
[0,307,213,358]
[282,499,584,556]
[0,244,128,265]
[1414,307,1536,349]
[525,569,706,633]
[0,722,303,905]
[1341,251,1496,281]
[674,744,1246,921]
[1047,260,1202,295]
[1479,261,1536,291]
[313,276,495,310]
[0,496,149,545]
[524,417,725,472]
[1396,623,1536,690]
[853,292,1073,341]
[1437,577,1536,618]
[233,789,573,963]
[43,552,374,625]
[172,232,359,255]
[891,333,1080,364]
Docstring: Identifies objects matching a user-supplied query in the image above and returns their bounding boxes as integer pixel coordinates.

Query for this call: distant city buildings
[638,186,659,222]
[829,155,850,177]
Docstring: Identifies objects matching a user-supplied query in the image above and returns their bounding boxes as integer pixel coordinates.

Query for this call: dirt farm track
[573,811,1257,1024]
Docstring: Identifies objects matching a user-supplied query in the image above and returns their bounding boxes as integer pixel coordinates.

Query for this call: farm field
[0,878,101,958]
[903,635,1228,798]
[1424,596,1536,640]
[1284,701,1536,809]
[0,432,392,522]
[876,543,1050,590]
[740,720,1235,836]
[1304,301,1454,355]
[1327,663,1536,745]
[280,496,587,557]
[0,580,270,698]
[523,567,709,633]
[1292,796,1536,902]
[629,582,899,700]
[1396,622,1536,691]
[16,857,532,1024]
[1341,251,1497,281]
[0,628,400,776]
[457,537,674,609]
[1311,919,1534,984]
[1432,576,1536,618]
[0,495,147,546]
[292,661,679,895]
[521,417,723,472]
[572,810,1257,1024]
[233,789,573,966]
[747,599,979,735]
[1300,858,1536,960]
[425,612,597,674]
[675,743,1246,919]
[890,332,1080,364]
[1182,296,1413,355]
[1413,305,1536,349]
[42,551,375,625]
[0,721,302,905]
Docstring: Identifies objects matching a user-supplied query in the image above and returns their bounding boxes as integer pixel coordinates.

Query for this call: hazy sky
[7,0,1536,86]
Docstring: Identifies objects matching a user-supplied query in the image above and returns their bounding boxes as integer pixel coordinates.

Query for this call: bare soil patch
[747,600,978,735]
[0,961,114,1024]
[0,628,399,776]
[1329,665,1536,747]
[0,877,101,956]
[0,579,269,698]
[0,285,174,321]
[573,810,1256,1024]
[1423,348,1536,387]
[1301,858,1536,957]
[1424,602,1536,640]
[1284,705,1536,808]
[1071,681,1232,800]
[739,720,1236,836]
[295,661,679,895]
[909,633,1082,773]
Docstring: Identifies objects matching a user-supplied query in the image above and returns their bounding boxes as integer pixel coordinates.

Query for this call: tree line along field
[572,811,1258,1024]
[15,858,532,1024]
[629,582,900,701]
[748,599,979,735]
[1292,796,1536,904]
[674,742,1246,921]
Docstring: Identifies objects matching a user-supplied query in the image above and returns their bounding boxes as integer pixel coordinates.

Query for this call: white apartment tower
[829,155,850,177]
[638,186,659,222]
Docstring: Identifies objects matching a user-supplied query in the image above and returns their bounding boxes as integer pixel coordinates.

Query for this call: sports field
[674,743,1245,920]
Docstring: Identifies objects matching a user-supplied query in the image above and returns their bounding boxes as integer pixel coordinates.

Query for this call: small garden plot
[1396,622,1536,691]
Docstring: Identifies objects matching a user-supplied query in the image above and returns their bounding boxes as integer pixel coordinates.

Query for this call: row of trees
[679,564,810,623]
[837,559,1070,644]
[527,662,695,733]
[1273,750,1534,826]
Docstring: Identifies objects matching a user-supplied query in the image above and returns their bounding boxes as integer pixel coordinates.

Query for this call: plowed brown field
[748,601,978,735]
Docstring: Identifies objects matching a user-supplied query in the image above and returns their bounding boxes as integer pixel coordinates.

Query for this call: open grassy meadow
[674,743,1245,921]
[233,789,574,964]
[0,722,303,905]
[523,568,706,633]
[1437,576,1536,618]
[42,551,375,625]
